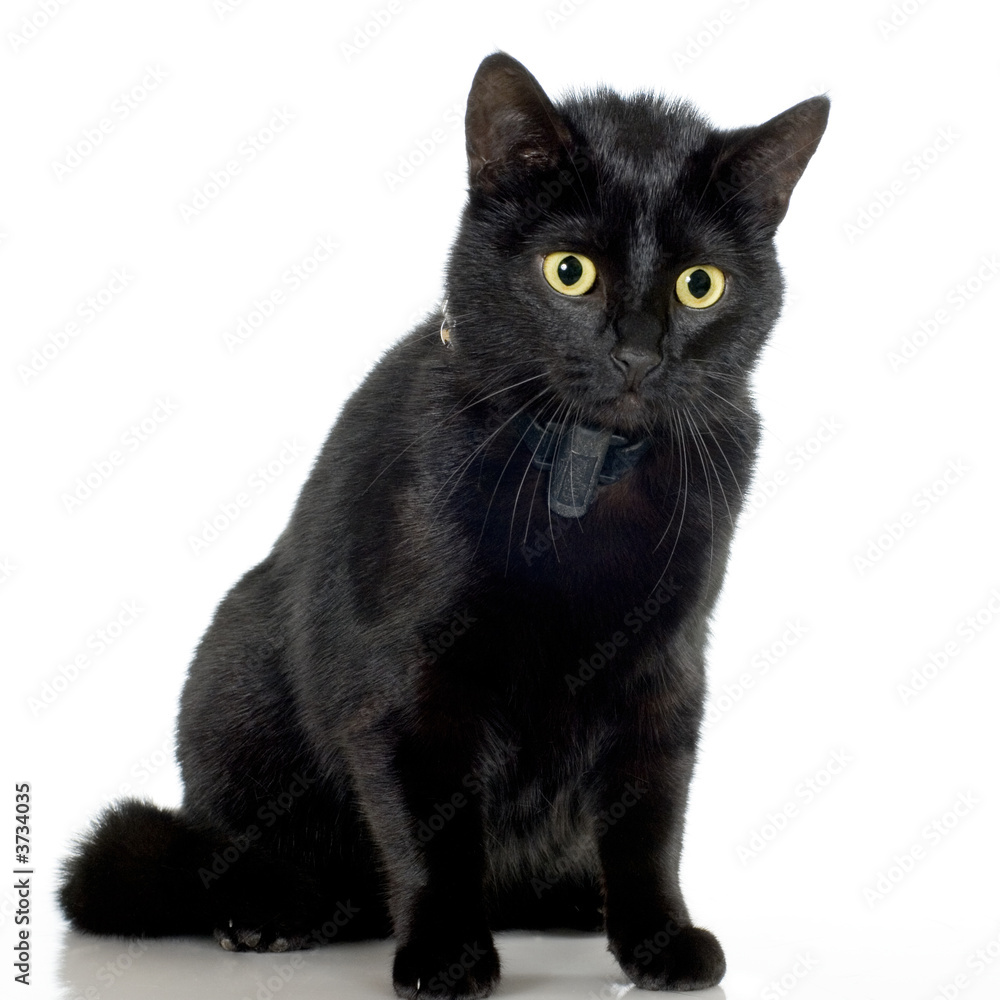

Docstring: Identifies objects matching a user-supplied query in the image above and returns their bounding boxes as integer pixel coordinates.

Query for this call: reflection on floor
[59,929,729,999]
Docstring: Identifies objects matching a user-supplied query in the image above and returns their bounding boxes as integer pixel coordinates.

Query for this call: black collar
[515,414,651,518]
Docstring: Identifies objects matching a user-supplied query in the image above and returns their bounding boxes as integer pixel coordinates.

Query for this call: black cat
[60,52,828,998]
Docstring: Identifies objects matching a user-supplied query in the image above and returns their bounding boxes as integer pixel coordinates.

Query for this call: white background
[3,0,999,998]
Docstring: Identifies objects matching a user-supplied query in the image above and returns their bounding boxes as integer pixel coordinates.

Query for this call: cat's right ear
[465,52,573,194]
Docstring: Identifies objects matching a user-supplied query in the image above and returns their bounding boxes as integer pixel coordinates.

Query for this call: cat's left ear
[715,96,830,229]
[465,52,573,194]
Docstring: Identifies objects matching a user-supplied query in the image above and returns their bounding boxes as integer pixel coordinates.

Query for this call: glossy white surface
[45,916,1000,999]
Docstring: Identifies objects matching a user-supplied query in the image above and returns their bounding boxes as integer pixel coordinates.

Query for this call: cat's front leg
[596,748,725,991]
[351,717,500,1000]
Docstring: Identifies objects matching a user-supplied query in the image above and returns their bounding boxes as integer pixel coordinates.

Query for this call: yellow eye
[675,265,725,309]
[542,252,597,296]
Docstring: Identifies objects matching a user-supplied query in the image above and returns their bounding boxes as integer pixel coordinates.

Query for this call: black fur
[60,53,828,997]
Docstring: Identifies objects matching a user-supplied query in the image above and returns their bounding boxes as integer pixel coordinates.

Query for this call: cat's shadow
[59,928,728,998]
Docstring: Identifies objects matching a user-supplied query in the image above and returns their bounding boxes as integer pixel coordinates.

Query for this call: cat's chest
[477,715,601,849]
[454,433,721,594]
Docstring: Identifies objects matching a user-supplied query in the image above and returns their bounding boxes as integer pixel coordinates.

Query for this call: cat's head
[443,52,828,437]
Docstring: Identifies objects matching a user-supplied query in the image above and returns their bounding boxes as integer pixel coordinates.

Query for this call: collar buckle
[516,414,651,518]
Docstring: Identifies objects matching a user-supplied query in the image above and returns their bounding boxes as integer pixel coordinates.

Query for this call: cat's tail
[59,799,240,937]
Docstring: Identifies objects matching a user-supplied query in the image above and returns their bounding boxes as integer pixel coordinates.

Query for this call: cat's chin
[593,393,655,435]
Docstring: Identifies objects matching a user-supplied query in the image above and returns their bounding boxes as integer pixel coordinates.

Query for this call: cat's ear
[715,96,830,229]
[465,52,573,194]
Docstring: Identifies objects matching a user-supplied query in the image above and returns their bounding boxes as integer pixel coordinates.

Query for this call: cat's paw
[392,932,500,999]
[612,924,725,991]
[214,921,312,953]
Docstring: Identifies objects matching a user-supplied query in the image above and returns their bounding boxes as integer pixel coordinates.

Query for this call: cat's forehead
[546,91,725,269]
[558,90,713,194]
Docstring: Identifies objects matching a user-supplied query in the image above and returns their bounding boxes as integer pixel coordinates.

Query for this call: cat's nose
[611,343,661,389]
[612,313,662,389]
